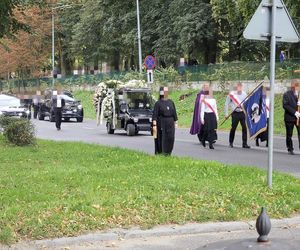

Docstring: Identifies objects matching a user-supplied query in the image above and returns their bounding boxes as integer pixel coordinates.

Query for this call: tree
[0,6,52,86]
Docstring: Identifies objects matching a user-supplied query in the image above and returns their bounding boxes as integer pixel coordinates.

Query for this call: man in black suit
[51,91,65,131]
[283,81,300,155]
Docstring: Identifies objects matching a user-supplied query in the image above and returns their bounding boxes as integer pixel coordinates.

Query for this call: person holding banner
[255,87,270,147]
[200,89,219,149]
[225,83,250,148]
[283,80,300,155]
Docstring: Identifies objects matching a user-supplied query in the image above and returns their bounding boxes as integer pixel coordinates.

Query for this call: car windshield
[124,91,153,110]
[0,95,21,107]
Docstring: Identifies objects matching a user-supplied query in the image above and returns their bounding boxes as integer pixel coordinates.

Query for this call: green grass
[74,91,96,120]
[74,90,286,135]
[0,136,299,244]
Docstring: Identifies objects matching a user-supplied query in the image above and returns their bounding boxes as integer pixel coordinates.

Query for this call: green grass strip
[0,137,299,244]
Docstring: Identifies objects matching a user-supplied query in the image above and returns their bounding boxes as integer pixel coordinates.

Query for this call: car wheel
[126,124,135,136]
[107,122,115,134]
[77,117,83,123]
[64,118,70,122]
[38,112,44,121]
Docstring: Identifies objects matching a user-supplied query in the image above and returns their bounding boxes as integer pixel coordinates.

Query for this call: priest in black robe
[152,87,178,155]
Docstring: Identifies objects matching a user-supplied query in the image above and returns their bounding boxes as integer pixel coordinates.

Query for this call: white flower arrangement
[94,79,149,125]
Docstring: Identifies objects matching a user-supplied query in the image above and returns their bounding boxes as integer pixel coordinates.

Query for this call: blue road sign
[144,55,156,70]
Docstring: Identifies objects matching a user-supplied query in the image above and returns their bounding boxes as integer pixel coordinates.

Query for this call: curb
[32,215,300,248]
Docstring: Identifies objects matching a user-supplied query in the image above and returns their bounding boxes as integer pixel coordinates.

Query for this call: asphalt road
[33,119,300,178]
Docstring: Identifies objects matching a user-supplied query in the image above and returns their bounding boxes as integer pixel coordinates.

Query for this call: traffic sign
[144,55,156,70]
[243,0,300,43]
[244,0,300,188]
[147,69,154,84]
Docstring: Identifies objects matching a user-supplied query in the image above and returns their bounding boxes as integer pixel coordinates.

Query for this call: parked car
[0,94,31,119]
[106,88,154,136]
[37,90,84,122]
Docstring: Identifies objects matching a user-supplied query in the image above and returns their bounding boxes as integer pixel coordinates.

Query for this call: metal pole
[52,11,55,88]
[268,0,277,188]
[136,0,143,73]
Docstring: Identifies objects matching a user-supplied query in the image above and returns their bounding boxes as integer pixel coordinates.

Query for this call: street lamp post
[136,0,142,74]
[51,4,73,88]
[52,10,55,88]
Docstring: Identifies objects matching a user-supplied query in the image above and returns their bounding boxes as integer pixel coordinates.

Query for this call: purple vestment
[190,91,204,135]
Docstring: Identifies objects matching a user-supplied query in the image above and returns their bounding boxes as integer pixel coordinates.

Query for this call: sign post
[243,0,300,188]
[144,55,156,84]
[147,69,154,84]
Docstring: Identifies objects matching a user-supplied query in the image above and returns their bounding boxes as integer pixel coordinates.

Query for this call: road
[33,119,300,178]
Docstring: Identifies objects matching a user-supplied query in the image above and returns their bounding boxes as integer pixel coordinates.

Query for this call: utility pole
[136,0,143,73]
[52,11,55,88]
[267,0,276,188]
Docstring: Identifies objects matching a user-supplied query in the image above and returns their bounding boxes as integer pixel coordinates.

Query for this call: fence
[1,59,300,92]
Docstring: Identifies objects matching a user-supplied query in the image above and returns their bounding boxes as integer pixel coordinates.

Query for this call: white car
[0,94,31,119]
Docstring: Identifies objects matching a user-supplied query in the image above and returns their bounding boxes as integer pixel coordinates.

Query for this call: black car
[0,94,31,119]
[38,91,84,122]
[106,88,154,136]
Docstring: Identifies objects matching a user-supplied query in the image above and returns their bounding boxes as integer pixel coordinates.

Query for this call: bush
[0,116,16,131]
[2,118,36,146]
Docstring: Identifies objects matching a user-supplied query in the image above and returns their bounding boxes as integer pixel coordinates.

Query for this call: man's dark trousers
[55,108,62,130]
[229,111,247,145]
[285,121,300,151]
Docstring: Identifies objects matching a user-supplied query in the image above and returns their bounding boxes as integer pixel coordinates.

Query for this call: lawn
[74,89,286,135]
[0,136,299,244]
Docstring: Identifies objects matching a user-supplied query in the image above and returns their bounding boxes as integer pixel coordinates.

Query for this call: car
[37,90,84,122]
[0,94,31,119]
[106,88,154,136]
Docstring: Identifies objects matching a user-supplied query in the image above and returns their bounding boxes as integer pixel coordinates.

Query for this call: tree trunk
[113,50,120,71]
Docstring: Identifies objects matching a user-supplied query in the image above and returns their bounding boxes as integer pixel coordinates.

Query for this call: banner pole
[219,80,264,126]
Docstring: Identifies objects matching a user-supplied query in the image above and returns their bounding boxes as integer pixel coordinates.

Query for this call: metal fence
[1,59,300,91]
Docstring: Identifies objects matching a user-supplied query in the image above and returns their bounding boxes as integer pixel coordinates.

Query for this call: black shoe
[209,144,214,149]
[201,140,206,148]
[229,143,233,148]
[243,144,251,149]
[57,127,61,131]
[256,139,259,147]
[288,150,294,155]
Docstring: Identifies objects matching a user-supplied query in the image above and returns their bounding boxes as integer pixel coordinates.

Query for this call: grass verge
[0,136,299,244]
[74,90,286,135]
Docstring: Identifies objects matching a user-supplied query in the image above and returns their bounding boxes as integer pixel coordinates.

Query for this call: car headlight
[78,105,83,109]
[73,109,77,113]
[18,113,23,116]
[133,117,139,123]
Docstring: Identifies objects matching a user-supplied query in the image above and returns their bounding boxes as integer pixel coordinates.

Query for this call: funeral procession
[1,0,300,249]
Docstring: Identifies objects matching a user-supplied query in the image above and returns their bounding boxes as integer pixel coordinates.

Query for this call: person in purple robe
[190,84,209,142]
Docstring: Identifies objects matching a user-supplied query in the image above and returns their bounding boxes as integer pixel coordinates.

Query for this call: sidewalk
[3,216,300,250]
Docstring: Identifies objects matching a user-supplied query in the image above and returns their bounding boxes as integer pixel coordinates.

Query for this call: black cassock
[153,99,178,155]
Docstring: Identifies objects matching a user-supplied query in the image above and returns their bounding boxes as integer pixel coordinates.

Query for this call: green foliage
[0,116,16,129]
[2,118,36,146]
[0,137,299,243]
[0,0,23,38]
